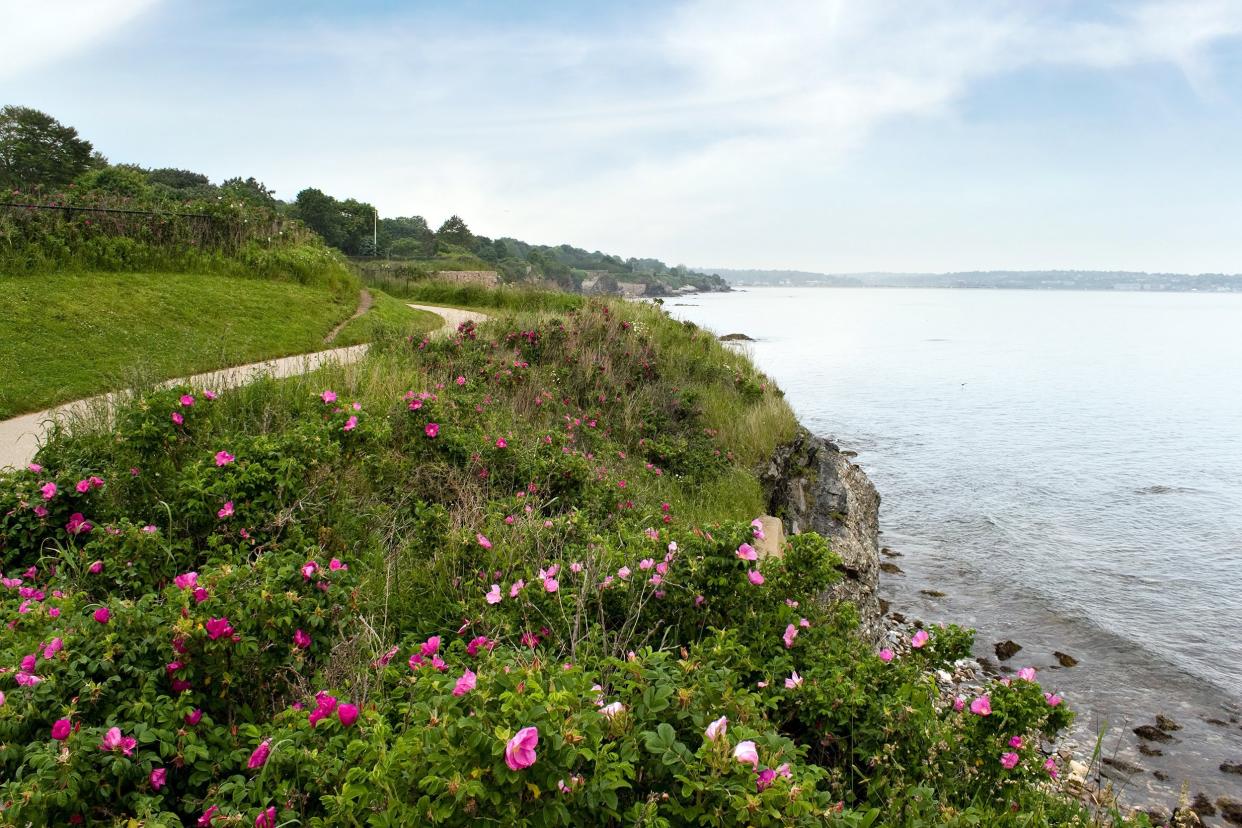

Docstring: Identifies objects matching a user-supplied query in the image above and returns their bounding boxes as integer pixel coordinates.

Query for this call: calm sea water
[671,287,1242,803]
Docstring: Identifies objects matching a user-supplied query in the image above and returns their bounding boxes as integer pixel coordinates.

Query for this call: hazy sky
[3,0,1242,273]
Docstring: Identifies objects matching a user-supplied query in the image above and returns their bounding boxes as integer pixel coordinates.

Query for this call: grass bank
[331,290,442,347]
[0,271,358,418]
[358,275,584,313]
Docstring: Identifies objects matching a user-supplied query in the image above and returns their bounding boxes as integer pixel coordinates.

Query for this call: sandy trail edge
[0,303,488,470]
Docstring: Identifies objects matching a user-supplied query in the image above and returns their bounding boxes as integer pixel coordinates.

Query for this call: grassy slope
[0,271,357,418]
[331,290,441,347]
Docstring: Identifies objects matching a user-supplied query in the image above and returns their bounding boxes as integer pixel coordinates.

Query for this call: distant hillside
[704,268,1242,293]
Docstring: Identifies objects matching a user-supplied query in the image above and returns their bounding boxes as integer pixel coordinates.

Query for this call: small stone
[880,547,902,557]
[718,332,755,341]
[1138,743,1163,757]
[919,589,946,598]
[879,562,904,575]
[1053,651,1079,667]
[1102,756,1144,775]
[994,640,1022,661]
[1068,759,1090,782]
[1133,724,1174,742]
[1221,761,1242,775]
[878,599,891,616]
[1156,714,1181,732]
[1206,718,1230,727]
[1218,797,1242,826]
[1192,793,1217,817]
[1154,770,1169,781]
[888,611,907,624]
[1142,806,1171,824]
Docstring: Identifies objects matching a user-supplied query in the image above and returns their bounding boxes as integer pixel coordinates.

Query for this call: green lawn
[0,271,358,418]
[332,290,441,346]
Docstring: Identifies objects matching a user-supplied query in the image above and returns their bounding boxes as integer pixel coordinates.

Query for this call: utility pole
[373,208,378,255]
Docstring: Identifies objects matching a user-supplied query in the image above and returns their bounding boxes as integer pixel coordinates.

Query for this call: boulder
[762,428,883,643]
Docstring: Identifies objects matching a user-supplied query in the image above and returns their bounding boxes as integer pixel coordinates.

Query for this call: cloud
[0,0,161,83]
[10,0,1242,268]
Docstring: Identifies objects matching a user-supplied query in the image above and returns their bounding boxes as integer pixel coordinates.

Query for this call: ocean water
[670,287,1242,805]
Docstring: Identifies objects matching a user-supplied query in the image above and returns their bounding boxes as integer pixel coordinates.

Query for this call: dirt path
[0,304,489,470]
[323,288,373,344]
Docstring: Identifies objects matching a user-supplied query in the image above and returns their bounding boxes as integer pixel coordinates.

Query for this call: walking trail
[0,303,489,470]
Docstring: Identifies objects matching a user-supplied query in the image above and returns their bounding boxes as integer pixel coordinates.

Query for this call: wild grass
[331,289,441,347]
[363,277,584,312]
[0,270,358,418]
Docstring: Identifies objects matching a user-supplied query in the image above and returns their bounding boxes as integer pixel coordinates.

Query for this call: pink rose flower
[911,629,930,648]
[1000,752,1020,770]
[248,740,271,769]
[215,451,234,466]
[505,726,539,771]
[783,624,798,649]
[970,695,992,716]
[99,726,137,756]
[93,606,111,624]
[338,703,359,727]
[51,718,71,740]
[747,570,764,585]
[425,422,440,438]
[878,648,894,663]
[150,767,166,790]
[736,542,757,561]
[452,669,477,696]
[705,715,727,741]
[733,740,759,769]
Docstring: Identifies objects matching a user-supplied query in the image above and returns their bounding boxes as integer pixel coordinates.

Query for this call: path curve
[0,304,489,470]
[323,288,373,344]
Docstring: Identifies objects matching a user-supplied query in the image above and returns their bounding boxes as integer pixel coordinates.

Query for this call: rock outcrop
[761,427,883,643]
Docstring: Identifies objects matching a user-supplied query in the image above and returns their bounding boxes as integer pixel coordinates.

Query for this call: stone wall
[432,270,500,288]
[761,427,884,643]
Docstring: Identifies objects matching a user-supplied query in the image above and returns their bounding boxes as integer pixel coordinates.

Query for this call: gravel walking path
[0,303,488,470]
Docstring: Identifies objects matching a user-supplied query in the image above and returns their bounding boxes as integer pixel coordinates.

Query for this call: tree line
[1,105,726,291]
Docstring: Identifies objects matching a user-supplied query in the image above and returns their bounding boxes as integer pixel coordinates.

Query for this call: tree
[293,188,345,249]
[146,167,209,190]
[436,214,473,248]
[76,164,149,198]
[221,176,277,207]
[0,106,100,191]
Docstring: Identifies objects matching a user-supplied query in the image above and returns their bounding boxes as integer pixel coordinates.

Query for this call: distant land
[702,268,1242,293]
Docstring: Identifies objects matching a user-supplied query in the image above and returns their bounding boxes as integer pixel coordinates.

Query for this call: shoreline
[793,429,1242,824]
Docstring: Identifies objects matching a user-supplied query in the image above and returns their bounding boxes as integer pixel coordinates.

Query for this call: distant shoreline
[722,283,1242,295]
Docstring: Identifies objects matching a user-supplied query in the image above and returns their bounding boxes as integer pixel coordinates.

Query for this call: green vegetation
[368,277,586,313]
[1,298,1145,826]
[0,271,360,418]
[331,290,442,347]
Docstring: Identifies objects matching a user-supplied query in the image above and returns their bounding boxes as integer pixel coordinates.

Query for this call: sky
[2,0,1242,274]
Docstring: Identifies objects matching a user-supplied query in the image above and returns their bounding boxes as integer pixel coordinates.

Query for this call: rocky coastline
[762,426,1239,827]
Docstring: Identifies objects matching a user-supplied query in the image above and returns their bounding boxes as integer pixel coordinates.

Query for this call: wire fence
[0,200,301,255]
[0,201,216,220]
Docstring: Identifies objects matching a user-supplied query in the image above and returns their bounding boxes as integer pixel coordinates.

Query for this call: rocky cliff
[761,427,884,643]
